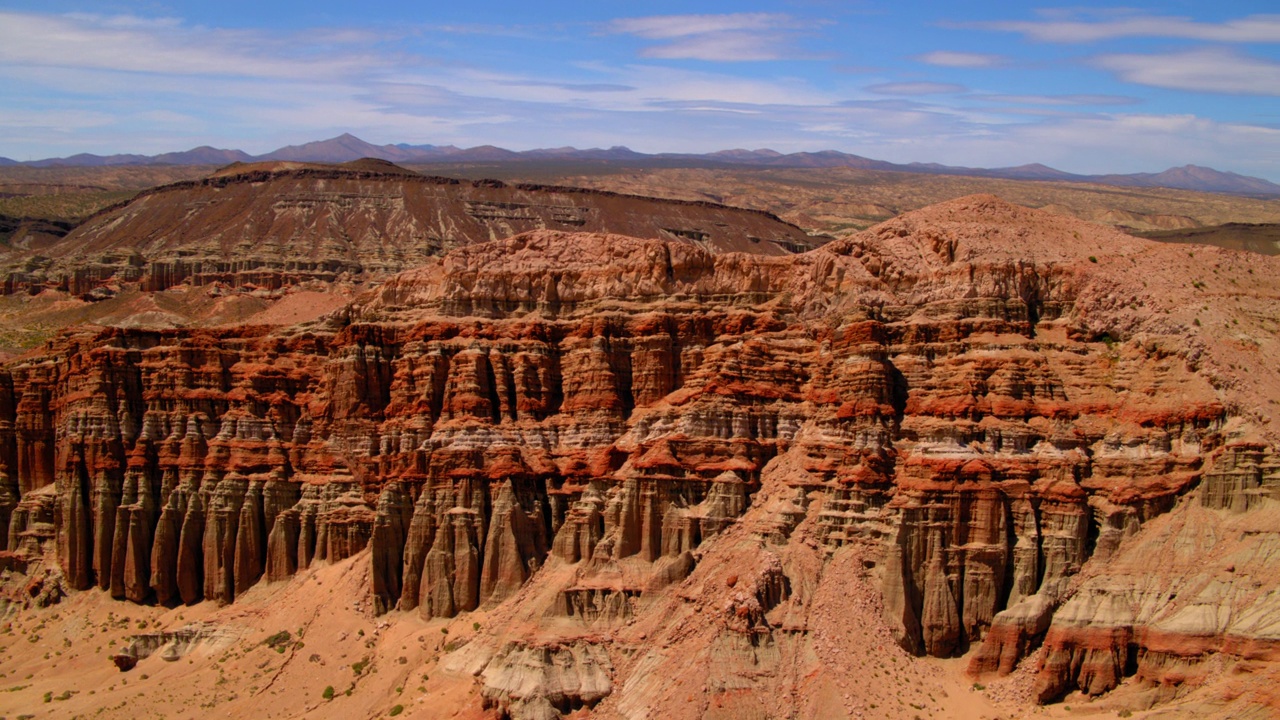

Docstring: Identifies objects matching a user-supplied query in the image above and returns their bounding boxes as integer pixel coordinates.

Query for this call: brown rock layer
[2,160,818,297]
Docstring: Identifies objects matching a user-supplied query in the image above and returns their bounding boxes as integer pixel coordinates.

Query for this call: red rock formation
[2,196,1279,717]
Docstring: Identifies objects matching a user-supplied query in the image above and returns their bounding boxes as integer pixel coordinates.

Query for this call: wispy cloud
[1096,49,1280,96]
[606,13,797,39]
[976,13,1280,43]
[866,82,966,96]
[969,93,1140,106]
[604,13,824,61]
[916,51,1006,68]
[637,35,784,62]
[0,11,379,79]
[496,80,635,93]
[0,107,117,130]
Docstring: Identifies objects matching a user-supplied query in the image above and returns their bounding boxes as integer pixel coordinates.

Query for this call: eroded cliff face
[2,195,1278,717]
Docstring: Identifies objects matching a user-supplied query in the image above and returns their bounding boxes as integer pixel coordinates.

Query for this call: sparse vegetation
[389,705,404,716]
[263,630,292,648]
[322,685,335,700]
[0,189,139,224]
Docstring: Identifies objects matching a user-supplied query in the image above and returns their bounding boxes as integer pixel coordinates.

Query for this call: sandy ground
[0,548,1023,720]
[0,549,1270,720]
[0,552,488,720]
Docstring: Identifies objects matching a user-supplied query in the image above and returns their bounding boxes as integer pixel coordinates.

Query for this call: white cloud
[1096,49,1280,96]
[638,34,793,62]
[969,93,1139,106]
[977,13,1280,43]
[0,107,116,130]
[0,11,379,79]
[387,64,835,112]
[867,82,966,96]
[606,13,800,39]
[604,13,822,62]
[916,51,1006,68]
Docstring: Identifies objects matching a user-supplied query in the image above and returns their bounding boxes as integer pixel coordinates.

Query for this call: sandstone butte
[0,194,1278,719]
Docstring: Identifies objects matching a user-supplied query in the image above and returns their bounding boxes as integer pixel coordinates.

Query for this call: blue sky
[2,1,1279,178]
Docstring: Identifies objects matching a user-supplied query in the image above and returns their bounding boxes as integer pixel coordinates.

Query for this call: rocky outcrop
[2,196,1279,716]
[1018,444,1280,703]
[111,622,240,671]
[475,642,614,720]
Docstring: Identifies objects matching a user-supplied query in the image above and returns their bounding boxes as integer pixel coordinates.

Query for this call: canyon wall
[1,196,1278,716]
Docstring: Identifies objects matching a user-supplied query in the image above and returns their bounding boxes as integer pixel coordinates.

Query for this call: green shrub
[389,705,404,716]
[322,685,335,700]
[264,630,292,648]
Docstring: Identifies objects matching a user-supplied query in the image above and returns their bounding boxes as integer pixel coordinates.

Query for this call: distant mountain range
[3,133,1278,197]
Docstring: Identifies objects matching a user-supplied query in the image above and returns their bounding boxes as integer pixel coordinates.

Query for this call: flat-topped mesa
[1,159,819,297]
[2,195,1279,716]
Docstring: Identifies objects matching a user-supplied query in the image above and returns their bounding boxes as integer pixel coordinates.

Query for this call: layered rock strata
[2,196,1279,716]
[1,159,818,297]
